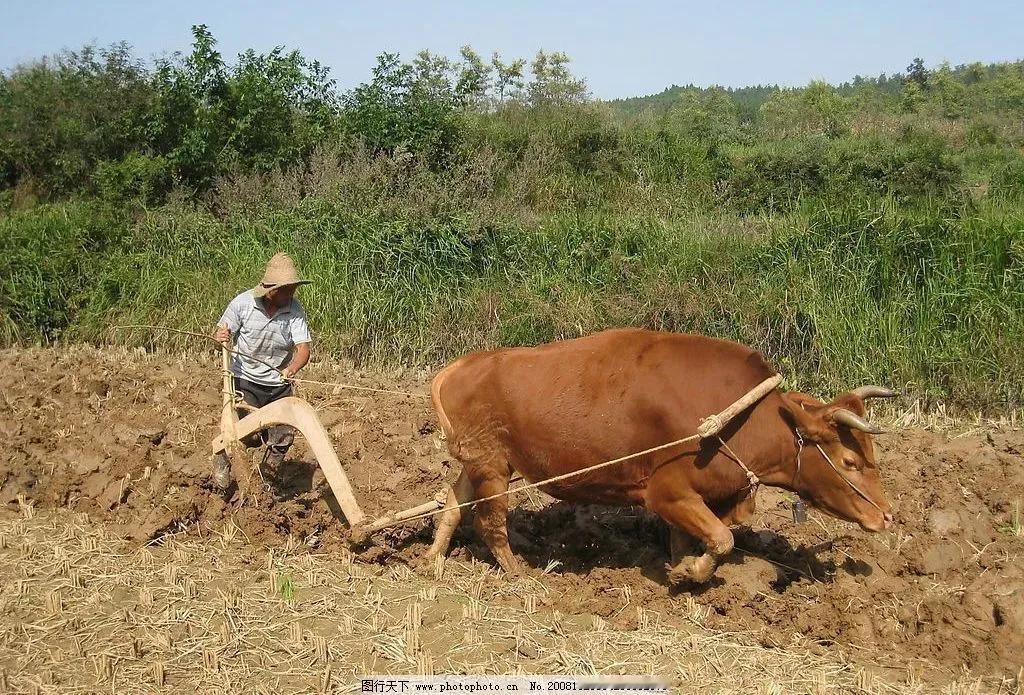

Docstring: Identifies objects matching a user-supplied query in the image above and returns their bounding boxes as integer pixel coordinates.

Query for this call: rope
[113,324,281,372]
[716,436,760,496]
[112,324,428,399]
[363,432,705,531]
[792,408,887,515]
[288,377,428,399]
[813,442,886,513]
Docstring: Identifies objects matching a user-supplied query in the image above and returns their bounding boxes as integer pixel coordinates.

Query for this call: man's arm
[281,342,310,379]
[282,308,312,379]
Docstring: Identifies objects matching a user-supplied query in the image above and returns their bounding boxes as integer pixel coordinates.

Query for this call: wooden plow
[213,346,366,526]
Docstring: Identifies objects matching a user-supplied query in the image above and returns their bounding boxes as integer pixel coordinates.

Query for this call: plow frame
[211,395,366,526]
[212,345,370,527]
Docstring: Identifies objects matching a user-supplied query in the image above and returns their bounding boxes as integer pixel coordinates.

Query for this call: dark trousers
[234,377,295,456]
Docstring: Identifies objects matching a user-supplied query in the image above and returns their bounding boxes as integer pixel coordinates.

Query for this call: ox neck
[746,424,809,496]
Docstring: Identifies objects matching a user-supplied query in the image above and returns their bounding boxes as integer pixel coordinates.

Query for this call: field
[2,346,1023,693]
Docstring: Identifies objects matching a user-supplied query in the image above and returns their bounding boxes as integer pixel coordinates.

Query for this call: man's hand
[280,343,310,383]
[214,326,231,345]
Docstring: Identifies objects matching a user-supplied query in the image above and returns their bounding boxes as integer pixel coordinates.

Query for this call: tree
[148,25,339,191]
[906,57,928,89]
[342,51,464,161]
[759,81,849,137]
[455,46,491,105]
[929,63,967,119]
[962,62,986,85]
[801,80,850,137]
[981,63,1024,112]
[662,87,739,143]
[0,42,153,196]
[527,51,587,107]
[491,53,526,105]
[900,81,926,114]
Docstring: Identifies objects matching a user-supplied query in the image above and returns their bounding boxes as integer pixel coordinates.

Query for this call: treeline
[608,58,1024,120]
[3,26,1024,208]
[0,25,589,202]
[1,27,1023,410]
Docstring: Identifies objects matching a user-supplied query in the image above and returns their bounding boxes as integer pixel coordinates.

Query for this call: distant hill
[603,59,1020,121]
[607,84,781,122]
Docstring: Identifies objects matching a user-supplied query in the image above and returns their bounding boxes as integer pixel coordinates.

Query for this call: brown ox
[425,328,896,584]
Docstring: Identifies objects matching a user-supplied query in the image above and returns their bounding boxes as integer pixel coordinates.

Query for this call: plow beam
[211,396,365,526]
[350,495,447,544]
[351,474,526,544]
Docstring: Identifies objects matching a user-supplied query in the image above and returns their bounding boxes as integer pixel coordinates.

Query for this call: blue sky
[2,1,1022,99]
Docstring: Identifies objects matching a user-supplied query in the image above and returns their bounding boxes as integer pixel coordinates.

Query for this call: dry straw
[0,508,1014,694]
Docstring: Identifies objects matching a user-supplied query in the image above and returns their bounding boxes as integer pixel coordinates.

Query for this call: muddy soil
[2,346,1023,685]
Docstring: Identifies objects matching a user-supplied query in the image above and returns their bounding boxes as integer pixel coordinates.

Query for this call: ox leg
[466,458,519,575]
[667,495,753,567]
[669,528,695,567]
[651,495,734,585]
[717,494,756,526]
[424,469,474,561]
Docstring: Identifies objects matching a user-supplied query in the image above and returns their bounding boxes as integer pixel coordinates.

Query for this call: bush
[94,153,171,205]
[886,128,962,197]
[0,44,152,198]
[724,133,962,213]
[724,138,829,212]
[0,203,124,341]
[990,156,1024,200]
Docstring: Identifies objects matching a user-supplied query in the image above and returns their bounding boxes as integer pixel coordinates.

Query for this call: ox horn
[851,385,898,400]
[832,408,886,434]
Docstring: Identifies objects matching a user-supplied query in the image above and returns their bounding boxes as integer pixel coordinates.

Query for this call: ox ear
[831,392,868,417]
[779,392,836,442]
[786,391,825,409]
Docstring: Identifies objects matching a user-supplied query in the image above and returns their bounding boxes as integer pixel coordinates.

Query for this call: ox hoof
[665,558,715,586]
[498,565,523,580]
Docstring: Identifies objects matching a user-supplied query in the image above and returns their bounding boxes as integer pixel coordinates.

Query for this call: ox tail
[430,359,462,447]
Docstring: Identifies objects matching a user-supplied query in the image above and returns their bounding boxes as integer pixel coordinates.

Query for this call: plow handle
[221,344,240,447]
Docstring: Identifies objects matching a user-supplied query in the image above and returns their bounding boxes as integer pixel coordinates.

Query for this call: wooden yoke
[212,396,365,526]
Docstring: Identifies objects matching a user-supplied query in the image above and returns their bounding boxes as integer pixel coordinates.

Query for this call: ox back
[432,328,789,507]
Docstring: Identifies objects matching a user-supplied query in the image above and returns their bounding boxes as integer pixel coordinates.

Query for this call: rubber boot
[265,425,294,468]
[212,451,234,491]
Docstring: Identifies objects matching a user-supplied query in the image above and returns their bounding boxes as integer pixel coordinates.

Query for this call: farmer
[211,251,313,491]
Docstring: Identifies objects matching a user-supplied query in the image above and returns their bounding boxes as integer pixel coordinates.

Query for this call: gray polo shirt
[218,290,312,386]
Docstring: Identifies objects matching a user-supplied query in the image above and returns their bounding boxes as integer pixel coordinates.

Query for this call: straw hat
[252,252,311,298]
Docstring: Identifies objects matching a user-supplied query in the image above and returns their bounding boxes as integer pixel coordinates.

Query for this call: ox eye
[842,456,862,471]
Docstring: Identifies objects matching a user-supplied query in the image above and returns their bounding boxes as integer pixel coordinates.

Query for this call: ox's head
[780,386,897,532]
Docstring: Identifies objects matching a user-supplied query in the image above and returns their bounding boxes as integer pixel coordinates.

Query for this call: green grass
[2,191,1021,412]
[276,573,296,601]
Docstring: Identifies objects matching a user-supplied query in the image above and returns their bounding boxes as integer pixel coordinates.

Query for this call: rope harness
[714,436,760,497]
[793,427,887,514]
